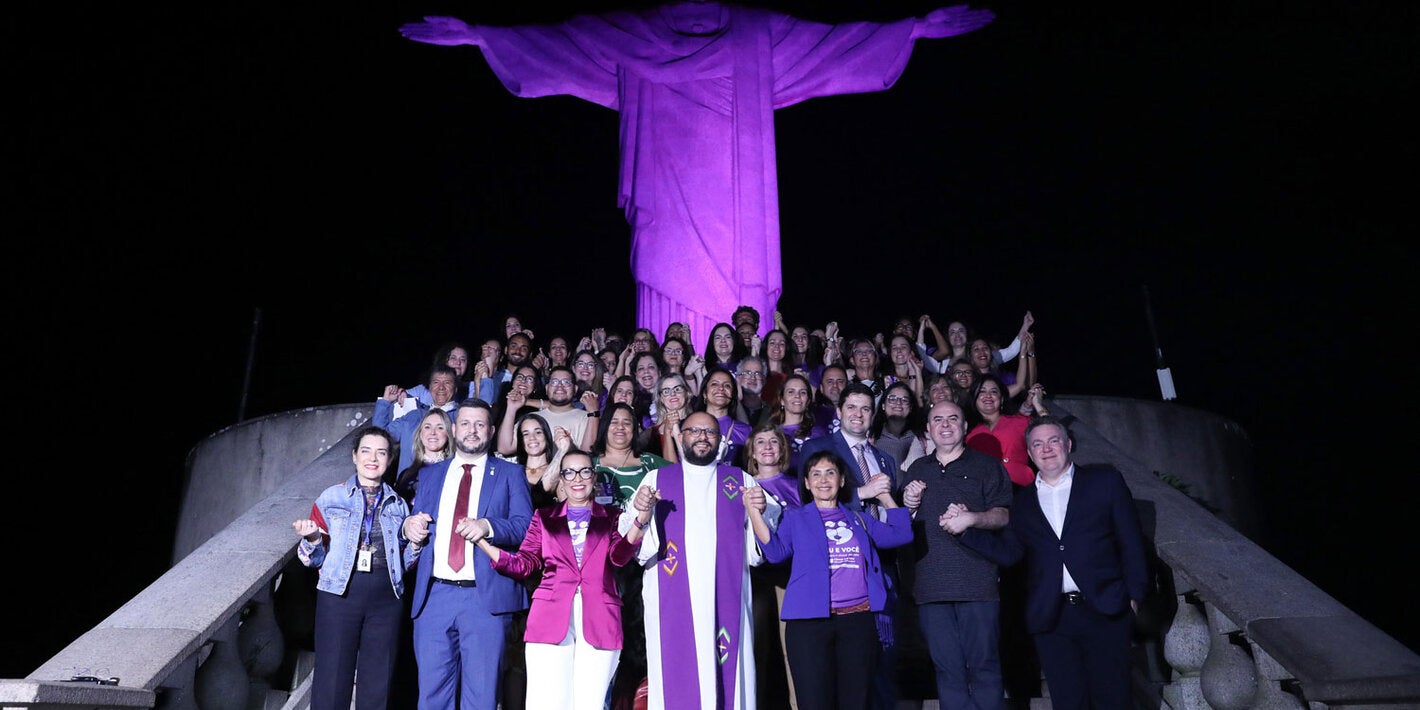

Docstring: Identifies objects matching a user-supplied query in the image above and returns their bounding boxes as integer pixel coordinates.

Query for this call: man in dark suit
[1010,416,1148,709]
[401,398,533,710]
[796,381,900,709]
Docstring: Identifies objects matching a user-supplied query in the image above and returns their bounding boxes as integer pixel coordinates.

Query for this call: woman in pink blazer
[477,449,652,709]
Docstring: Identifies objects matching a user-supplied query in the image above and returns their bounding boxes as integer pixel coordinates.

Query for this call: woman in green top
[589,400,672,707]
[590,402,671,508]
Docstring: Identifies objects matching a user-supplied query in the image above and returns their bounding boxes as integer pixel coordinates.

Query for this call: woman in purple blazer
[746,450,914,710]
[478,449,652,710]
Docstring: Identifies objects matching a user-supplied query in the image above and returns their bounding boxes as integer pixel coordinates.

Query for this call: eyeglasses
[1029,436,1066,451]
[885,395,911,405]
[560,467,597,480]
[659,385,686,397]
[663,348,683,356]
[852,348,876,356]
[514,374,536,383]
[683,427,719,439]
[548,377,573,386]
[738,371,764,380]
[574,361,596,369]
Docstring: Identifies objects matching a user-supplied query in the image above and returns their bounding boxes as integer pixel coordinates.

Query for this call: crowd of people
[291,305,1150,710]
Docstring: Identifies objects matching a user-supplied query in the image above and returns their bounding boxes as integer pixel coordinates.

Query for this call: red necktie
[448,463,474,572]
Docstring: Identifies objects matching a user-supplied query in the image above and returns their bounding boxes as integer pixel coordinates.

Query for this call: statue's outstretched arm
[911,5,996,40]
[400,16,484,46]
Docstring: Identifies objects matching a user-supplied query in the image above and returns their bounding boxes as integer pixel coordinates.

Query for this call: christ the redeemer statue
[401,3,994,342]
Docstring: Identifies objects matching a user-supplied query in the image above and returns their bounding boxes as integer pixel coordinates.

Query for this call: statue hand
[400,16,482,46]
[913,5,996,40]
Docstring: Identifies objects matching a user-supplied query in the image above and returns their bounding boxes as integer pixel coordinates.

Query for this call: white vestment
[623,462,781,710]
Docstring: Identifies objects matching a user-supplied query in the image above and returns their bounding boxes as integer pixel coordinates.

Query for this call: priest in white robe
[623,410,781,710]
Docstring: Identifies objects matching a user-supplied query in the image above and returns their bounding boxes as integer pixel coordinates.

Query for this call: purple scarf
[655,464,747,706]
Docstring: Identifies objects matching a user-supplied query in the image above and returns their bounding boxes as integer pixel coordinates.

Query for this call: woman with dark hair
[293,426,417,710]
[591,402,672,509]
[760,328,790,408]
[659,335,703,396]
[744,449,912,710]
[702,321,746,374]
[512,412,571,510]
[872,380,929,473]
[479,448,651,710]
[965,373,1048,488]
[768,372,826,473]
[696,368,751,467]
[883,333,924,403]
[929,359,977,409]
[787,325,827,385]
[571,349,607,401]
[494,364,546,456]
[588,401,671,707]
[968,374,1050,487]
[406,341,476,404]
[627,351,664,429]
[663,321,694,357]
[967,329,1035,399]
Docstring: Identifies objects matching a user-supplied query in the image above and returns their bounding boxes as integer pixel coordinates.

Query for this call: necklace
[604,449,637,469]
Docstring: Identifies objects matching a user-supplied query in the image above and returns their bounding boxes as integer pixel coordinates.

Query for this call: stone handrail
[3,397,1417,709]
[2,410,368,710]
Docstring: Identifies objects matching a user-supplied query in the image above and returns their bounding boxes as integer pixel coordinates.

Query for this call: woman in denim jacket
[293,426,421,710]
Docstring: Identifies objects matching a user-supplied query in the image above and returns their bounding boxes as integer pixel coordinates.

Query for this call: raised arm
[910,5,996,40]
[399,16,484,46]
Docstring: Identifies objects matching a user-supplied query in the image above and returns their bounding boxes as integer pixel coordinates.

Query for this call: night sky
[10,0,1415,678]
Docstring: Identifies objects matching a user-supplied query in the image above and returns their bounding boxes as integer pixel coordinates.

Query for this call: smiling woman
[745,449,913,710]
[292,426,417,710]
[478,448,652,710]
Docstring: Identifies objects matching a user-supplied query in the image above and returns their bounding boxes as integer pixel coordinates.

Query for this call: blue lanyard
[361,487,383,548]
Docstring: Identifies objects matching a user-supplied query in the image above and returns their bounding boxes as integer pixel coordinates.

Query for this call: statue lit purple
[401,3,994,340]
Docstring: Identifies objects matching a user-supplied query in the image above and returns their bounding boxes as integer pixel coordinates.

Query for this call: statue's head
[662,1,726,36]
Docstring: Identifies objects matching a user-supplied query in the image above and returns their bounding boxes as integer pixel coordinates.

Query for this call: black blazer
[1008,464,1148,633]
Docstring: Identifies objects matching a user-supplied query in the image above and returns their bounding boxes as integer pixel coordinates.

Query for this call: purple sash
[655,464,747,707]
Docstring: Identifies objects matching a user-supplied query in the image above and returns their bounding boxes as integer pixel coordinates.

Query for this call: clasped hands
[401,512,488,544]
[902,481,974,534]
[739,485,768,514]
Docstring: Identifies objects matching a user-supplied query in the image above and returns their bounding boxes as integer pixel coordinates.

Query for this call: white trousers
[524,589,622,710]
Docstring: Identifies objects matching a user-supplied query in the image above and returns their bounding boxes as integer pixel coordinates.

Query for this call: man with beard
[499,332,535,393]
[734,356,770,425]
[401,399,533,710]
[624,411,780,709]
[535,364,593,447]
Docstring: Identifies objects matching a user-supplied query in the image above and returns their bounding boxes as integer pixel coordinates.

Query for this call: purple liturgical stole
[655,464,747,705]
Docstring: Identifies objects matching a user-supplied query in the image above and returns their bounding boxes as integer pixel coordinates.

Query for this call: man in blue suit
[1011,416,1148,709]
[797,382,898,514]
[401,398,533,710]
[796,381,900,708]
